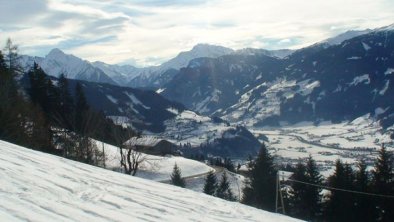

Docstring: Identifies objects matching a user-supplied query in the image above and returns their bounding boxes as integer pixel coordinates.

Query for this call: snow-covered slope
[99,141,245,199]
[100,140,213,181]
[321,29,371,45]
[0,140,301,222]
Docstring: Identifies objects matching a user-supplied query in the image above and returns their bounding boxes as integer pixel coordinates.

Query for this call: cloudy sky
[1,0,393,66]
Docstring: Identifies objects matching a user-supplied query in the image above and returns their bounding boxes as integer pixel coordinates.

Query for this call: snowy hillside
[0,140,301,222]
[100,140,213,181]
[99,141,245,199]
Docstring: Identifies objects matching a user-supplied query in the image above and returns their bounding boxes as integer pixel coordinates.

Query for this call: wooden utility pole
[275,171,286,214]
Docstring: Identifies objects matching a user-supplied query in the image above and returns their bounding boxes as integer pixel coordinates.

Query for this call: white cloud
[0,0,393,66]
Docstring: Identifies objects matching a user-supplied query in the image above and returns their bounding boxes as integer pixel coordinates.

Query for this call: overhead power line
[286,178,394,199]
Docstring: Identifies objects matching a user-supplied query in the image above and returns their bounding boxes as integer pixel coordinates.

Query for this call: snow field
[252,115,393,177]
[99,141,244,197]
[98,141,213,181]
[0,140,301,222]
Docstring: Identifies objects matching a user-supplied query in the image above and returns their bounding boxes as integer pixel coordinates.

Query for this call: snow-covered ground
[98,141,213,181]
[252,115,393,177]
[0,140,301,222]
[98,141,244,198]
[181,168,246,201]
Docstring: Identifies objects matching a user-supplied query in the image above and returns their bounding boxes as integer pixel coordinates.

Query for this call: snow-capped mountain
[233,48,294,58]
[126,44,234,88]
[321,29,372,45]
[0,140,300,222]
[20,44,235,88]
[91,61,141,85]
[162,44,234,70]
[19,26,381,89]
[21,49,117,85]
[162,25,394,129]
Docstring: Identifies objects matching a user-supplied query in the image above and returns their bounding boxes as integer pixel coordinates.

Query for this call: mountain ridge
[161,27,394,129]
[18,26,377,89]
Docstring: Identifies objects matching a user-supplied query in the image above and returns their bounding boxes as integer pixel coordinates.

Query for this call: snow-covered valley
[251,115,394,177]
[0,140,301,222]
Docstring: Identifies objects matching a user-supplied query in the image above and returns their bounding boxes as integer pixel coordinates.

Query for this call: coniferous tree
[0,45,54,152]
[203,170,218,196]
[224,158,235,172]
[325,160,356,222]
[28,63,48,107]
[3,38,20,72]
[242,143,277,211]
[27,63,55,153]
[304,155,323,220]
[171,163,185,188]
[45,77,60,119]
[216,172,235,201]
[74,82,89,135]
[289,156,322,221]
[354,159,374,222]
[289,161,308,219]
[57,74,74,127]
[372,145,394,221]
[0,50,26,143]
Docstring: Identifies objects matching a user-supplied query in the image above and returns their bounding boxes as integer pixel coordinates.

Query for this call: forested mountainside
[161,27,394,128]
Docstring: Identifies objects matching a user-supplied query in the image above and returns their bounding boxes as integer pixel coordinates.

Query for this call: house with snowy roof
[124,136,177,156]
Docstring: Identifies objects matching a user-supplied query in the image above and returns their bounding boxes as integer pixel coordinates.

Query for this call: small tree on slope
[216,171,235,201]
[171,163,186,188]
[203,170,218,196]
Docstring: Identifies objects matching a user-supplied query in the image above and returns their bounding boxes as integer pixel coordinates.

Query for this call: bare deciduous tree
[120,140,147,176]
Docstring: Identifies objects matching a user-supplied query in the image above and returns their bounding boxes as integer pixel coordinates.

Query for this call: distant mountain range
[20,44,235,89]
[19,27,376,90]
[18,24,394,132]
[20,49,117,85]
[161,24,394,128]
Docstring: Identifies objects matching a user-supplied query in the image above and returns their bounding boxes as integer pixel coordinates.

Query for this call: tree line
[237,143,394,222]
[170,163,236,202]
[173,140,394,222]
[0,39,136,167]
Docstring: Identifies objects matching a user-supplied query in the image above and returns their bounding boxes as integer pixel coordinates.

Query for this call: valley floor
[251,115,393,176]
